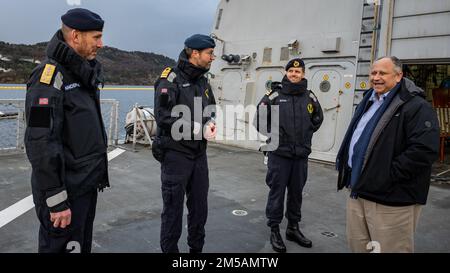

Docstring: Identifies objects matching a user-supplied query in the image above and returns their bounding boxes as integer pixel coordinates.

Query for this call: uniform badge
[161,88,168,93]
[205,89,209,99]
[39,98,49,105]
[307,103,314,114]
[293,61,300,68]
[53,72,63,90]
[160,67,172,79]
[39,64,56,84]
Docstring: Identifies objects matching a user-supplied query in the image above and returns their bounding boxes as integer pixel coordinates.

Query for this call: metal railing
[0,99,119,155]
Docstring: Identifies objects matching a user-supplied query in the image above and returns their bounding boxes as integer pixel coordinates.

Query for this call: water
[0,84,154,141]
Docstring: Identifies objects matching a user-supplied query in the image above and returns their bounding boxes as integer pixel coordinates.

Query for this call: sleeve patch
[28,106,52,128]
[39,64,56,85]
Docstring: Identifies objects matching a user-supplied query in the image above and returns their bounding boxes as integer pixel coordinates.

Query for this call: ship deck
[1,143,449,253]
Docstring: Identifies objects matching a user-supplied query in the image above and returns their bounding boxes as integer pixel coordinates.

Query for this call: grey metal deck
[0,143,449,253]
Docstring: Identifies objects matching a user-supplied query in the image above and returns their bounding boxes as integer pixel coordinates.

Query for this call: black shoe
[286,224,312,248]
[270,230,287,253]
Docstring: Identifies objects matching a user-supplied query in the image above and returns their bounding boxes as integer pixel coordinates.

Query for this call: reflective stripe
[46,190,67,208]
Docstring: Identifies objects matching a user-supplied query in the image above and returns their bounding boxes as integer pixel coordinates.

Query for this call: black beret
[285,58,305,71]
[184,34,216,50]
[61,8,104,31]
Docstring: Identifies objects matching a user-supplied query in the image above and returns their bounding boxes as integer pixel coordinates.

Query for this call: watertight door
[255,69,284,103]
[307,62,355,161]
[219,71,243,105]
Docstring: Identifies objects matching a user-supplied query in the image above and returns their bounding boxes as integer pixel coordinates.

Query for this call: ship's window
[215,9,223,30]
[263,48,272,64]
[320,80,331,92]
[280,47,289,61]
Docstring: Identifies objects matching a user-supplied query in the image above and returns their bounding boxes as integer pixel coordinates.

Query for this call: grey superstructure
[209,0,450,162]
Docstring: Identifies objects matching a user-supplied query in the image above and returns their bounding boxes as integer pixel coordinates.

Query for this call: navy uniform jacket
[24,30,109,213]
[154,50,216,158]
[256,77,323,158]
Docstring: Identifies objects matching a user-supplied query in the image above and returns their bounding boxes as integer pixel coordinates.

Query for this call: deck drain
[232,210,248,216]
[321,231,337,238]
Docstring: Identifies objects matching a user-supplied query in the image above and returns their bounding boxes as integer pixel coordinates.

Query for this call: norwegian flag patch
[161,88,168,93]
[39,98,49,105]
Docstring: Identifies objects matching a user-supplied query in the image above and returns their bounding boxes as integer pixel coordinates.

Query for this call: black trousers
[265,152,308,228]
[35,189,98,253]
[160,150,209,253]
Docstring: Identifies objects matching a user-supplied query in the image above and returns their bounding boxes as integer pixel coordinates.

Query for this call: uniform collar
[280,76,308,96]
[177,50,209,82]
[46,30,104,90]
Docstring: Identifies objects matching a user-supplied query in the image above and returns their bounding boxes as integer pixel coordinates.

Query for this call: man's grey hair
[375,56,403,74]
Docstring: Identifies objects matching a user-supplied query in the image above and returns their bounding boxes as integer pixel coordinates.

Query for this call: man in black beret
[153,34,217,253]
[24,8,108,253]
[255,57,323,252]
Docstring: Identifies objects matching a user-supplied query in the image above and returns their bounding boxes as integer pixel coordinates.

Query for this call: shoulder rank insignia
[309,90,318,103]
[307,103,314,114]
[40,64,56,85]
[268,91,279,101]
[160,67,172,79]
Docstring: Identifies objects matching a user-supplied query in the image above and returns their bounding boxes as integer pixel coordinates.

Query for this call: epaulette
[160,67,177,83]
[266,90,279,101]
[39,64,57,85]
[160,67,171,78]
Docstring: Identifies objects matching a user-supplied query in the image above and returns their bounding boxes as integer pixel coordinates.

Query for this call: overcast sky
[0,0,221,59]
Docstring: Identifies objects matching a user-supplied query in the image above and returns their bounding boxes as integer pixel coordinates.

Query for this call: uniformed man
[24,8,108,253]
[154,34,217,253]
[256,58,323,252]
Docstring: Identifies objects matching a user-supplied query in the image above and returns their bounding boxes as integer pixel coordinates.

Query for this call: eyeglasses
[197,49,215,58]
